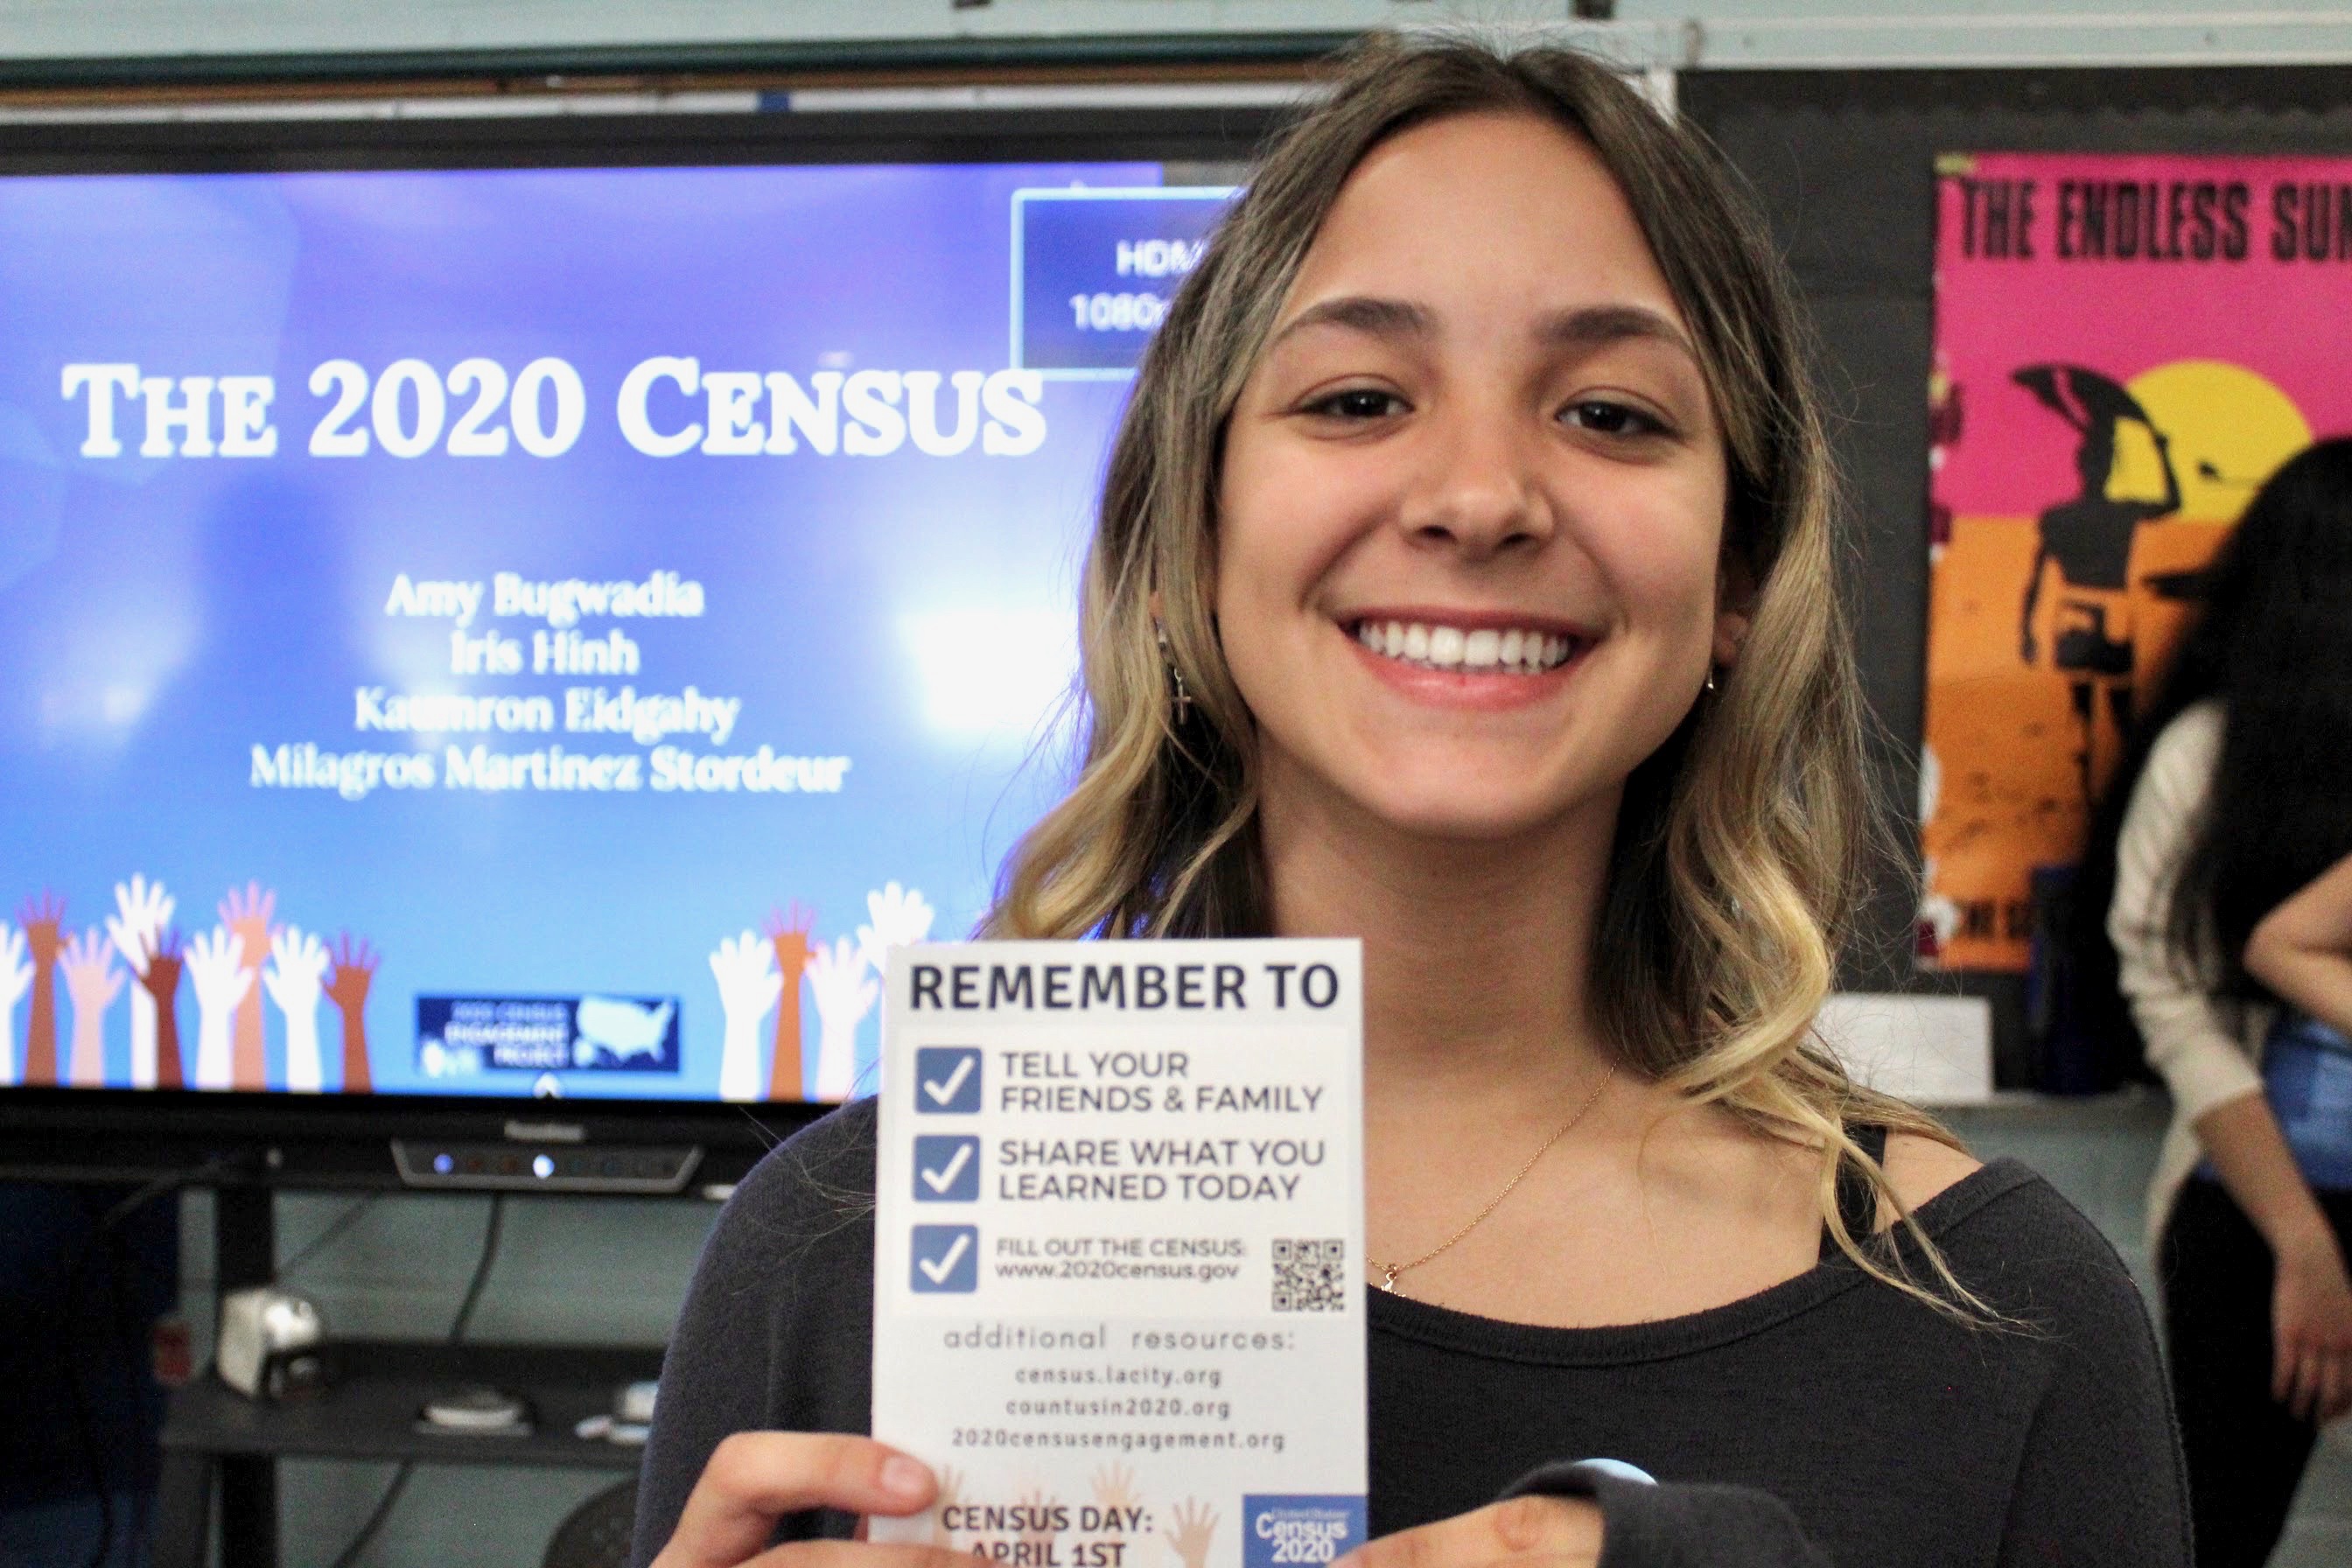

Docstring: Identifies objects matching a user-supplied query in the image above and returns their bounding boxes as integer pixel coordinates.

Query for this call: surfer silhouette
[2014,364,2182,794]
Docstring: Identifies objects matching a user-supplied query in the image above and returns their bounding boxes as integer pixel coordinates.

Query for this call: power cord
[445,1192,508,1343]
[322,1192,507,1568]
[321,1466,413,1568]
[276,1192,387,1283]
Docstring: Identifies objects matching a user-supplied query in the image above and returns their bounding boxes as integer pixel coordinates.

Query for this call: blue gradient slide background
[0,160,1173,1101]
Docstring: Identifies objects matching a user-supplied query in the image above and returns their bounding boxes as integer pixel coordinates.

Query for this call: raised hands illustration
[1017,1491,1060,1561]
[762,903,816,1101]
[140,929,187,1089]
[185,928,250,1092]
[326,934,378,1094]
[1090,1462,1140,1514]
[16,892,64,1085]
[1165,1499,1219,1568]
[0,922,32,1088]
[264,926,330,1093]
[106,874,176,1088]
[855,881,935,976]
[219,883,277,1090]
[710,930,782,1102]
[60,928,124,1086]
[803,934,878,1102]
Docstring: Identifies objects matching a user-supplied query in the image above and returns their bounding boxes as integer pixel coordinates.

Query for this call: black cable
[319,1192,506,1568]
[275,1192,384,1282]
[323,1464,415,1568]
[59,1155,248,1568]
[445,1192,506,1345]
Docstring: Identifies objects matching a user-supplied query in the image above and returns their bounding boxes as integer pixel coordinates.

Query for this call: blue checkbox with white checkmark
[914,1046,983,1113]
[910,1224,979,1292]
[914,1135,981,1201]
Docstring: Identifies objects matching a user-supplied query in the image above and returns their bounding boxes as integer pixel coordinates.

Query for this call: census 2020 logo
[1242,1498,1366,1568]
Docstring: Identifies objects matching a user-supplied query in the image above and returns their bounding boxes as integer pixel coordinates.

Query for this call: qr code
[1270,1237,1346,1312]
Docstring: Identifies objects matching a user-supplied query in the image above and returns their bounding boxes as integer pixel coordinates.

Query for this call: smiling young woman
[634,37,2189,1568]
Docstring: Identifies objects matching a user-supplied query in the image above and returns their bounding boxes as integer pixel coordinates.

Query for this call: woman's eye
[1562,400,1665,438]
[1305,388,1404,421]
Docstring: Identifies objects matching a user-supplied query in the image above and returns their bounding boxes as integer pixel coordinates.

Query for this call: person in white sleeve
[2089,435,2352,1568]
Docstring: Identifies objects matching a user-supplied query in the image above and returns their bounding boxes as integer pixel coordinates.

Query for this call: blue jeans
[2193,1012,2352,1190]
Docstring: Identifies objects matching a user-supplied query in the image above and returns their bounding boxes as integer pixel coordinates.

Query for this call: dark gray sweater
[631,1100,2189,1568]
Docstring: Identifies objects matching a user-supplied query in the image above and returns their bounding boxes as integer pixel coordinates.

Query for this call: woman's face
[1214,110,1740,844]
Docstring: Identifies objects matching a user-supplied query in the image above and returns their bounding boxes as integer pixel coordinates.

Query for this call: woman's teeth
[1352,620,1578,673]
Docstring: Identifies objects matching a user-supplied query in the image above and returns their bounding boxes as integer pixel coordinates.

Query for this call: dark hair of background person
[2071,434,2352,1052]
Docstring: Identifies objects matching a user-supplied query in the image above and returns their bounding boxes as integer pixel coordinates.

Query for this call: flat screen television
[0,103,1266,1186]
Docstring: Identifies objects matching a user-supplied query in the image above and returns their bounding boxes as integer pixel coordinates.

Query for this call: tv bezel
[0,99,1284,1186]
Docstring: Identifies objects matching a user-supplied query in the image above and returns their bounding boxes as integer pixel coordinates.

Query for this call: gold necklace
[1368,1064,1614,1295]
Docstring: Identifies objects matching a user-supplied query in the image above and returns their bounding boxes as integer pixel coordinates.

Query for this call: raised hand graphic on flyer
[186,928,250,1092]
[264,925,330,1093]
[219,882,277,1091]
[139,929,186,1089]
[803,934,877,1102]
[60,928,124,1086]
[16,892,64,1086]
[1017,1491,1061,1563]
[1164,1500,1219,1568]
[326,934,377,1093]
[710,930,781,1102]
[763,903,815,1101]
[0,922,32,1087]
[106,874,176,1089]
[1090,1463,1140,1515]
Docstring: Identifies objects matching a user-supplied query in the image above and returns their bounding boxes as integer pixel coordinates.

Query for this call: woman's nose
[1396,408,1555,558]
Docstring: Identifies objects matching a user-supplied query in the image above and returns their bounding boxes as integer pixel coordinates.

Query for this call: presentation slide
[0,159,1229,1104]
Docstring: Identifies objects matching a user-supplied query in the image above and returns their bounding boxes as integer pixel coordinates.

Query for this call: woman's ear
[1713,556,1757,669]
[1712,608,1752,669]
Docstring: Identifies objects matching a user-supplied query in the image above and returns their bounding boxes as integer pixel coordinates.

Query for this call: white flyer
[872,939,1368,1568]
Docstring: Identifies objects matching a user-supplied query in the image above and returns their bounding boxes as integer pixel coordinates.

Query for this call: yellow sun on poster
[2121,360,2312,522]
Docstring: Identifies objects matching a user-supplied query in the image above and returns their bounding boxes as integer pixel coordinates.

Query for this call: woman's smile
[1340,610,1592,712]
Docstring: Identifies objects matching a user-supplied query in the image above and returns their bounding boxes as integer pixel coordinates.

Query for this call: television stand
[151,1174,704,1567]
[155,1339,661,1568]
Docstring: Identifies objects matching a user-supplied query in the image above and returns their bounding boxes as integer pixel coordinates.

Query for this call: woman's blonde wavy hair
[984,34,1984,1314]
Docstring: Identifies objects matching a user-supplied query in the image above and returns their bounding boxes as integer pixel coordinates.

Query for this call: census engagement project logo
[1242,1498,1365,1568]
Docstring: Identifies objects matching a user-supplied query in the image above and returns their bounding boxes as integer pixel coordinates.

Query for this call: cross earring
[1157,624,1193,723]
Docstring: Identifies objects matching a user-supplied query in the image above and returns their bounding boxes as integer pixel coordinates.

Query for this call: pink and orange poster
[1921,150,2352,971]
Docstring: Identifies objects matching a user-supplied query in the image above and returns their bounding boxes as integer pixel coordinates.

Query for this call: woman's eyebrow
[1265,296,1698,366]
[1535,303,1699,364]
[1264,295,1431,351]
